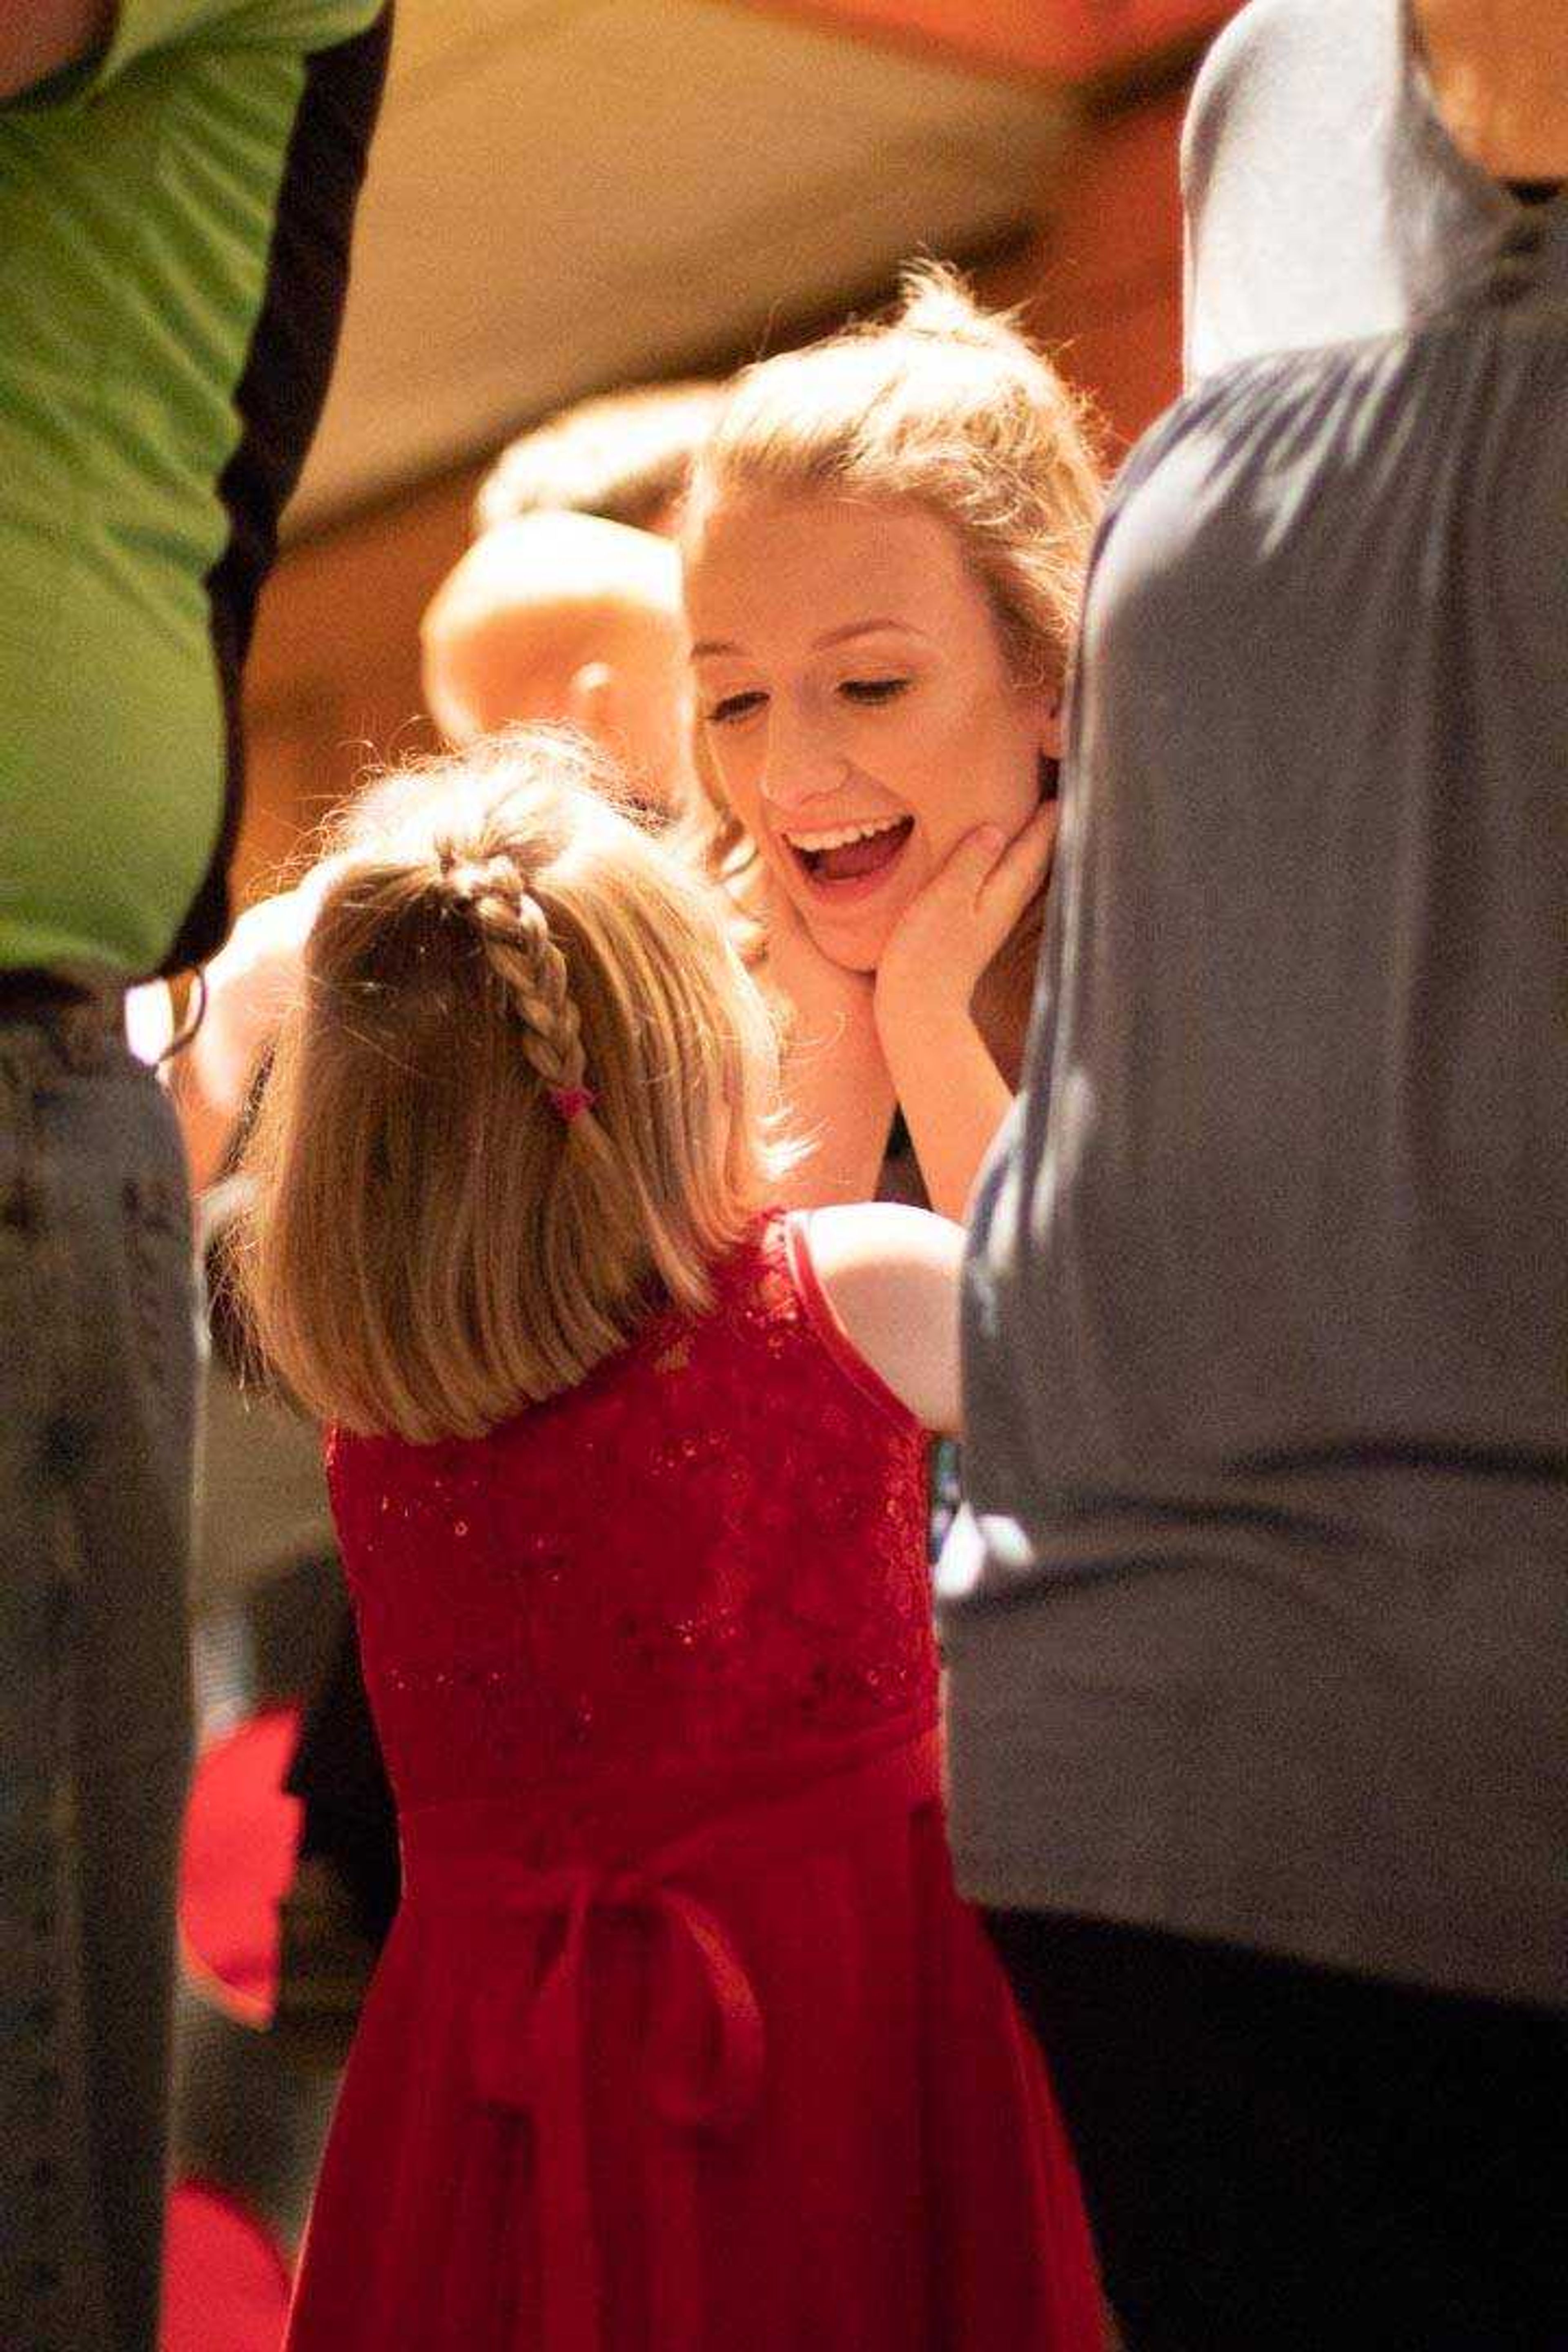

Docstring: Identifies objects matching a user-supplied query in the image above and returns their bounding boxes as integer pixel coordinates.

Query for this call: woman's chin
[802,914,886,976]
[783,826,916,976]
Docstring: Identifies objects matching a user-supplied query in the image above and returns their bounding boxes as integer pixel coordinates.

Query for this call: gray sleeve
[1180,0,1424,380]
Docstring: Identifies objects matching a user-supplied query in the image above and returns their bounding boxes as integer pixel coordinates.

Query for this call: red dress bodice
[327,1212,936,1854]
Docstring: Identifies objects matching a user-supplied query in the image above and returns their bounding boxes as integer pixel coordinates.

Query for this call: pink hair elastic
[547,1084,596,1124]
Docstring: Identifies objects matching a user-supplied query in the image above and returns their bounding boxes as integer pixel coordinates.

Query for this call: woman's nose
[759,710,847,812]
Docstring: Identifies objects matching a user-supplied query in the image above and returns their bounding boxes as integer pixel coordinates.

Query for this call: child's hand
[873,801,1058,1043]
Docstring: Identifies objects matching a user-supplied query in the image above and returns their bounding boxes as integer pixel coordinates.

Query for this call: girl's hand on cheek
[874,799,1059,1039]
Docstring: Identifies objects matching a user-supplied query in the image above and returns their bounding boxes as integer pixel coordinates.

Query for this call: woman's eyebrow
[813,619,928,650]
[690,618,927,661]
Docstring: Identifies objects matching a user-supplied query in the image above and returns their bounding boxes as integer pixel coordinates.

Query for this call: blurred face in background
[421,511,692,817]
[684,491,1057,971]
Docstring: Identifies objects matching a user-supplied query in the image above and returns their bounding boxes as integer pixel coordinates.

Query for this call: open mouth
[782,814,915,893]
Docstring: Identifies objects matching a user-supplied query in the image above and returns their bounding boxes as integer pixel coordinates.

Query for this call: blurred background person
[421,379,722,804]
[472,377,726,537]
[420,509,691,808]
[940,1,1568,2346]
[0,5,387,2347]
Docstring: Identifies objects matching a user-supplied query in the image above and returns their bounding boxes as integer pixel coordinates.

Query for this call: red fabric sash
[401,1726,942,2352]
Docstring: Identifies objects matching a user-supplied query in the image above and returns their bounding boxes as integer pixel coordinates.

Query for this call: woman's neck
[972,902,1042,1093]
[1413,1,1568,180]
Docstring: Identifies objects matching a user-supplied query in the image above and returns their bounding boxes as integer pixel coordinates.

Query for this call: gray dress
[938,0,1567,2009]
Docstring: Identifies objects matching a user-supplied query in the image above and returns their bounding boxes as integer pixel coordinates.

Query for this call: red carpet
[177,1705,303,2026]
[161,2177,292,2352]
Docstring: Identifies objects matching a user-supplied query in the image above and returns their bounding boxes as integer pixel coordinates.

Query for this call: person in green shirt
[0,5,387,2344]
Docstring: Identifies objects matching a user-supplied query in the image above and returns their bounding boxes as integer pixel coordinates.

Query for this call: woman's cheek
[710,738,764,831]
[759,832,800,898]
[908,757,972,866]
[948,693,1042,836]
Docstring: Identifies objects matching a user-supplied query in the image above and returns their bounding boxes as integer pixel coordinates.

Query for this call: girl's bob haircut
[238,728,788,1446]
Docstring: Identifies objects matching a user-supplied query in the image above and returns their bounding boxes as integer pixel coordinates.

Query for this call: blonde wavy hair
[238,729,787,1444]
[682,263,1103,1060]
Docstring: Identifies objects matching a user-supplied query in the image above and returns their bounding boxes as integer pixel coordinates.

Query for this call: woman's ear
[1038,692,1065,760]
[565,657,617,744]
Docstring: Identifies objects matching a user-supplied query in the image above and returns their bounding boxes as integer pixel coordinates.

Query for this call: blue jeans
[0,992,197,2352]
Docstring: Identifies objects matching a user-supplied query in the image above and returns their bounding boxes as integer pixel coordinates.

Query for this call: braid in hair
[436,846,593,1118]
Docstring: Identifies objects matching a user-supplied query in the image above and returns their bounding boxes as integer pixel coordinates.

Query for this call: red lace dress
[285,1212,1101,2352]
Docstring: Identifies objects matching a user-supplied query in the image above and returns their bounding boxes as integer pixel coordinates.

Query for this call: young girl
[240,728,1102,2350]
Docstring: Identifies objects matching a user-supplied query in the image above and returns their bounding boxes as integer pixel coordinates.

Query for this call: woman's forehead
[684,492,982,642]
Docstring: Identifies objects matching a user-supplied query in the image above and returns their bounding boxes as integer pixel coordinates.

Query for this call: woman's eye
[705,690,765,726]
[840,677,911,704]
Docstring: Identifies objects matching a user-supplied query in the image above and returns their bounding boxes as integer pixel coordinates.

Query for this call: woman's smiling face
[684,494,1056,973]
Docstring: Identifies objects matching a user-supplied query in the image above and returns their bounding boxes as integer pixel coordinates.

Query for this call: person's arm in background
[1413,0,1568,178]
[0,2,113,98]
[170,868,338,1188]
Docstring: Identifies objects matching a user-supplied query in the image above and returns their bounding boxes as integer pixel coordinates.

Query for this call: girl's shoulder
[757,1203,963,1435]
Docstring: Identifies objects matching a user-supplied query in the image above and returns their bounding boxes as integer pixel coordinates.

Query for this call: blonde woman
[680,266,1103,1221]
[243,731,1102,2352]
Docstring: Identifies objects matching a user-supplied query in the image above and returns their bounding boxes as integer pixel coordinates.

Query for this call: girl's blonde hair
[682,264,1104,1061]
[239,728,786,1445]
